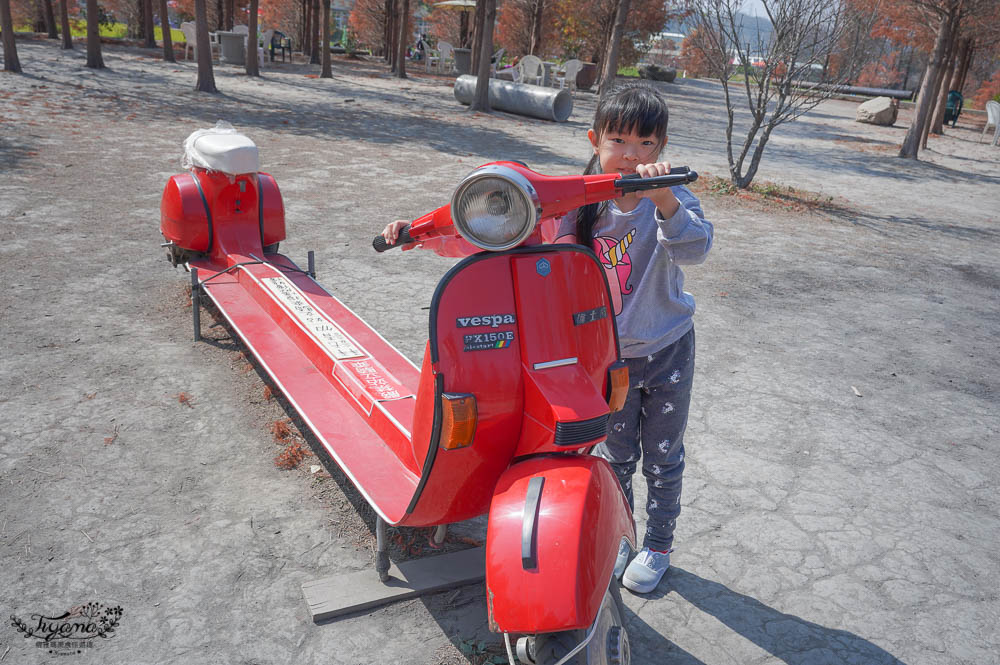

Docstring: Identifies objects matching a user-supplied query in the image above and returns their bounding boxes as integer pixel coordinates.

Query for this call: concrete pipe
[453,75,573,122]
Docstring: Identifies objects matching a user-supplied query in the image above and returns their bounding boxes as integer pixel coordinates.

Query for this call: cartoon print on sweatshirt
[592,228,636,315]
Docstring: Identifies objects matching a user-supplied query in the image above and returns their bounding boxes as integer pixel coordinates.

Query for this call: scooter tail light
[439,393,478,450]
[451,165,541,251]
[607,362,629,413]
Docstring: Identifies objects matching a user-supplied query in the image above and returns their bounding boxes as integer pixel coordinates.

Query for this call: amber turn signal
[607,362,629,413]
[439,393,478,450]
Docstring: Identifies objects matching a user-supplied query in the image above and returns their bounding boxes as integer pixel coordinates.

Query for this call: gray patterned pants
[595,327,695,552]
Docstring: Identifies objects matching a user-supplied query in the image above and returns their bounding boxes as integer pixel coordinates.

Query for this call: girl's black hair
[576,82,670,248]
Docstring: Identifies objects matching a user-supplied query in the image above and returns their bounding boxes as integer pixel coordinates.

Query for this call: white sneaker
[613,540,631,579]
[622,547,671,593]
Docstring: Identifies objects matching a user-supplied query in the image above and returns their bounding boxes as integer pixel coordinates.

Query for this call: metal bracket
[521,476,544,569]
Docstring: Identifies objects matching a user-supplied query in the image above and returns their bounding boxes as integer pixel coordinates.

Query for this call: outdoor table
[217,31,245,65]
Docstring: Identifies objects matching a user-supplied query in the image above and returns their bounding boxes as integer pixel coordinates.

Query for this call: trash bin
[453,48,472,75]
[219,32,245,66]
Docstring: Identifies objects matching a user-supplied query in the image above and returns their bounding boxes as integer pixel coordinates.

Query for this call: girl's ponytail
[576,154,605,249]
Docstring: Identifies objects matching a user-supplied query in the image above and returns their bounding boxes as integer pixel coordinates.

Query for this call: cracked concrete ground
[1,38,998,665]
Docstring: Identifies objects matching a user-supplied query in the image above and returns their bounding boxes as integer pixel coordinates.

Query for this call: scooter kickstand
[376,517,390,582]
[190,267,201,342]
[431,524,447,547]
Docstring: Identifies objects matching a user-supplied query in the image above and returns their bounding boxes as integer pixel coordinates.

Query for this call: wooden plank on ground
[302,546,486,622]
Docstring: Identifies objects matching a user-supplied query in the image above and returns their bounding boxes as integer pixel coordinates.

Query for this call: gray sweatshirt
[557,186,713,357]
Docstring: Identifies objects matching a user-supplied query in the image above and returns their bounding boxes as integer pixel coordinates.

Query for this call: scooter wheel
[530,583,628,665]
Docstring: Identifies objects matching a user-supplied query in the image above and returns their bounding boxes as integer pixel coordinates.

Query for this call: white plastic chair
[437,41,455,74]
[555,59,583,91]
[180,22,196,60]
[490,48,505,77]
[515,54,543,85]
[981,100,1000,146]
[262,29,275,62]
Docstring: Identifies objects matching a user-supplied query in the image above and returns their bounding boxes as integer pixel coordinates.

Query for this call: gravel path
[2,38,998,665]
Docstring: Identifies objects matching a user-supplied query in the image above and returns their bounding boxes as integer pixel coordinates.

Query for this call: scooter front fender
[485,455,635,634]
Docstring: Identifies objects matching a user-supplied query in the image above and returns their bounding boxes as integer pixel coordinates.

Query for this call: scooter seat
[185,131,260,175]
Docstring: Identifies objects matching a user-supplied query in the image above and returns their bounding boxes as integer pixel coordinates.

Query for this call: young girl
[382,82,712,594]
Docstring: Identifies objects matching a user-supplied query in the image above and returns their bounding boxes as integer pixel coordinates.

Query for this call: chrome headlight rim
[450,164,542,251]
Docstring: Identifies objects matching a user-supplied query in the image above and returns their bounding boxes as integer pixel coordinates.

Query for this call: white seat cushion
[183,122,260,175]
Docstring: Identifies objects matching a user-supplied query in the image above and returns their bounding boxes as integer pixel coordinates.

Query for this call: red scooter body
[162,144,697,662]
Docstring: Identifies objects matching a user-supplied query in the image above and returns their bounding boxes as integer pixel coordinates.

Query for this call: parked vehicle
[160,125,697,664]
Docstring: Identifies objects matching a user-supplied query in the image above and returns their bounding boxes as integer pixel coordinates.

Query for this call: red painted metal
[161,159,644,640]
[485,455,636,633]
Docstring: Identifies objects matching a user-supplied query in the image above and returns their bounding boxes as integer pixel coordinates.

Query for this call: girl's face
[588,128,666,175]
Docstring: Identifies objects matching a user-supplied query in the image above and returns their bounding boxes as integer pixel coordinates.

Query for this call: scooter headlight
[451,165,541,251]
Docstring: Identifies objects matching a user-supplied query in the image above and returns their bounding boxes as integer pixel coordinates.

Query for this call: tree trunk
[470,0,484,73]
[930,32,962,134]
[246,0,259,75]
[958,43,974,94]
[954,39,972,95]
[302,0,310,55]
[310,0,320,64]
[143,0,156,47]
[42,0,58,38]
[597,0,630,97]
[224,0,231,30]
[58,0,72,48]
[320,0,332,77]
[85,0,105,68]
[215,0,223,30]
[159,0,174,61]
[395,0,409,78]
[922,12,957,148]
[194,0,217,92]
[899,11,951,159]
[389,0,399,71]
[469,0,495,112]
[528,0,544,55]
[383,0,393,61]
[1,0,22,72]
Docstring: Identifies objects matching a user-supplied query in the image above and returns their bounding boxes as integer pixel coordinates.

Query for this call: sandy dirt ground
[1,38,999,665]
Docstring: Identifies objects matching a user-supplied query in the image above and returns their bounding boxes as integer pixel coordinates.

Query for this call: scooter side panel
[485,455,635,633]
[402,255,525,526]
[509,250,620,456]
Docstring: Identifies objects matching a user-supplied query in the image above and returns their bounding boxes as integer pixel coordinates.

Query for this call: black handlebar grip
[372,225,415,253]
[615,167,698,194]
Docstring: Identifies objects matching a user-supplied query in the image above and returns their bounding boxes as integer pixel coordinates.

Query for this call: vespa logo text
[463,331,515,352]
[456,314,516,328]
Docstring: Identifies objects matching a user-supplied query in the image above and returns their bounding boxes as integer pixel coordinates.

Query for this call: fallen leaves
[177,392,195,408]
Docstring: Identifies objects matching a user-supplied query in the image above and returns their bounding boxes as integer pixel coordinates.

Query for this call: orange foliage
[531,0,673,64]
[495,0,559,59]
[856,50,904,88]
[972,70,1000,109]
[680,28,726,78]
[349,0,415,53]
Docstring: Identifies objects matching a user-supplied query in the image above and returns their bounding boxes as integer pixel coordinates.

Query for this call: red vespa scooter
[160,129,697,665]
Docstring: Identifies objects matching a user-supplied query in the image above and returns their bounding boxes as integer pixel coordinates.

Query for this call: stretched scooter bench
[161,123,698,664]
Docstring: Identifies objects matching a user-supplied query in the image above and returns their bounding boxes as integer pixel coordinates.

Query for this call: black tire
[531,583,629,665]
[263,242,279,254]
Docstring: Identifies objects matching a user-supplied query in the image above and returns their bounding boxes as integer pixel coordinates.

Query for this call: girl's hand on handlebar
[635,161,680,218]
[381,220,409,245]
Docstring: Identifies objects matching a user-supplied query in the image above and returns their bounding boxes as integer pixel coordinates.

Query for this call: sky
[742,0,768,17]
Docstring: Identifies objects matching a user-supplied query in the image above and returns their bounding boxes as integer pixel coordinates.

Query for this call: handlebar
[372,224,414,253]
[614,166,698,194]
[371,164,699,252]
